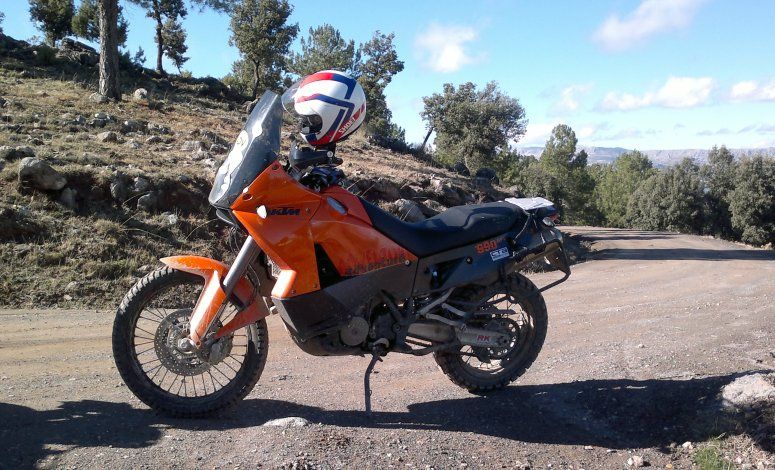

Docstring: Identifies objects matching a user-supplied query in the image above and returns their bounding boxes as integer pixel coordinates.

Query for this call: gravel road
[2,227,774,469]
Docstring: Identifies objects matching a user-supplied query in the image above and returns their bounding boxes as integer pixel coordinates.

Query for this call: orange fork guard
[160,256,271,345]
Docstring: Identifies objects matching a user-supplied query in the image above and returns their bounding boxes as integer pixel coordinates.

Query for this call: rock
[97,131,119,143]
[429,178,464,206]
[147,122,171,134]
[72,114,86,125]
[181,140,205,152]
[245,99,259,114]
[137,192,158,212]
[89,92,108,103]
[626,456,645,467]
[110,180,128,201]
[125,139,141,150]
[165,213,179,226]
[133,88,149,100]
[202,158,218,168]
[122,119,147,133]
[422,199,447,216]
[681,441,693,449]
[372,177,401,201]
[453,161,470,176]
[58,187,77,210]
[191,149,211,161]
[65,281,79,292]
[94,112,109,120]
[18,157,67,191]
[63,294,73,301]
[132,176,151,193]
[393,199,426,222]
[1,145,35,161]
[209,143,228,154]
[721,373,775,409]
[202,130,227,145]
[475,167,498,182]
[89,118,107,128]
[261,417,310,428]
[56,39,98,66]
[145,135,162,144]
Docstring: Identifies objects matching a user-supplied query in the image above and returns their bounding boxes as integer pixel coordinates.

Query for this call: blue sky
[4,0,774,149]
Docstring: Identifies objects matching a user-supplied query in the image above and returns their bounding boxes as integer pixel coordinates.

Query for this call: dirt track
[1,227,774,469]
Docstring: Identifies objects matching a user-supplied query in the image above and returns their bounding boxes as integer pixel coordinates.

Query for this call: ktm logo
[269,207,301,216]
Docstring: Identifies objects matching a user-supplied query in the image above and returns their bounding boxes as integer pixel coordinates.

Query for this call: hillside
[517,145,775,166]
[0,35,512,307]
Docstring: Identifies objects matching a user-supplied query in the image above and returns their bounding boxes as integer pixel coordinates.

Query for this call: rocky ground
[0,34,508,308]
[1,228,773,469]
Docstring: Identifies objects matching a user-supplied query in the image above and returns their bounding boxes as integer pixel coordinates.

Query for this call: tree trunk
[98,0,121,100]
[420,126,434,152]
[154,11,165,74]
[251,61,260,100]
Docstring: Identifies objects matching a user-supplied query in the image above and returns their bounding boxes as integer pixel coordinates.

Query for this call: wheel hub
[153,310,211,376]
[473,317,521,362]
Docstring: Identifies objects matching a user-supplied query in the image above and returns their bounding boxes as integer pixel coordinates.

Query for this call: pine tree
[288,24,358,77]
[229,0,298,98]
[29,0,75,46]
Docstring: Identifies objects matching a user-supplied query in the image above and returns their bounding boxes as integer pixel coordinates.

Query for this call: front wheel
[112,266,268,418]
[434,273,548,393]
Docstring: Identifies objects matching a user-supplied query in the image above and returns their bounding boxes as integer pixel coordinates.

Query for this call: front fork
[169,236,265,353]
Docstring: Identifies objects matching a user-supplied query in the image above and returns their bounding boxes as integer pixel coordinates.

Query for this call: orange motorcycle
[112,78,570,418]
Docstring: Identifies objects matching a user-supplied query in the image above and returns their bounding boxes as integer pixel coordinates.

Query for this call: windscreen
[208,91,283,209]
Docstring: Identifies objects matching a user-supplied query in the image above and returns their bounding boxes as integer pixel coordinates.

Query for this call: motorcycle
[112,87,571,418]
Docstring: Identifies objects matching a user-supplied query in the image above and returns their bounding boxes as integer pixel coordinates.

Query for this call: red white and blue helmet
[282,70,367,147]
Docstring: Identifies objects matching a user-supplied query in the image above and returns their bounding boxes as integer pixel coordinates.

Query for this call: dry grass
[0,53,510,308]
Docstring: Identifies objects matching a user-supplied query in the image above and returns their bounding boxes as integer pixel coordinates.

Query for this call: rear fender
[160,256,270,344]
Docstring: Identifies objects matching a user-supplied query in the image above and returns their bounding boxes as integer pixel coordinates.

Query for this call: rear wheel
[433,273,547,393]
[112,267,268,418]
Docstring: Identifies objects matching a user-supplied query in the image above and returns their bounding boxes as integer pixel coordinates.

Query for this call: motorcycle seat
[360,199,528,258]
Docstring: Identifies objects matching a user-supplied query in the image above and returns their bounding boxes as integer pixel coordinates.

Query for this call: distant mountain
[515,146,775,167]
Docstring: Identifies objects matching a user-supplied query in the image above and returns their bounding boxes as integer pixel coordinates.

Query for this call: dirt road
[2,228,774,469]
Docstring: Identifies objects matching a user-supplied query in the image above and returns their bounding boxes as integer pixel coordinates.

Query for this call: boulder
[110,180,128,201]
[147,122,171,134]
[453,161,470,176]
[89,92,108,103]
[18,157,67,191]
[1,145,35,161]
[145,135,162,144]
[474,167,499,185]
[97,131,118,143]
[132,176,151,193]
[122,119,147,133]
[419,199,446,217]
[372,177,401,201]
[262,417,310,428]
[192,149,211,161]
[125,139,141,150]
[58,187,77,210]
[393,199,426,222]
[181,140,205,152]
[137,192,158,212]
[133,88,149,101]
[209,143,228,154]
[56,39,99,66]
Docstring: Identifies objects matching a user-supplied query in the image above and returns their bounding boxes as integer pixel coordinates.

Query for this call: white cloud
[550,83,594,115]
[599,76,714,111]
[415,23,480,73]
[593,0,706,52]
[518,121,609,145]
[729,80,775,102]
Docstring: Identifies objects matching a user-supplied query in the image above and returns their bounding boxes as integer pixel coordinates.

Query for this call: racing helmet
[282,70,366,147]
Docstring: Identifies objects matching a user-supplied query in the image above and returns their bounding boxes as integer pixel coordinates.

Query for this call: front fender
[160,256,271,343]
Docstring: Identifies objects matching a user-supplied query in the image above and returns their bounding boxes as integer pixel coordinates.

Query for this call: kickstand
[364,347,384,417]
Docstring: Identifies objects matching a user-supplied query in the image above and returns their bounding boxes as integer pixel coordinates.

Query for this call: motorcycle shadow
[237,371,772,451]
[2,371,771,467]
